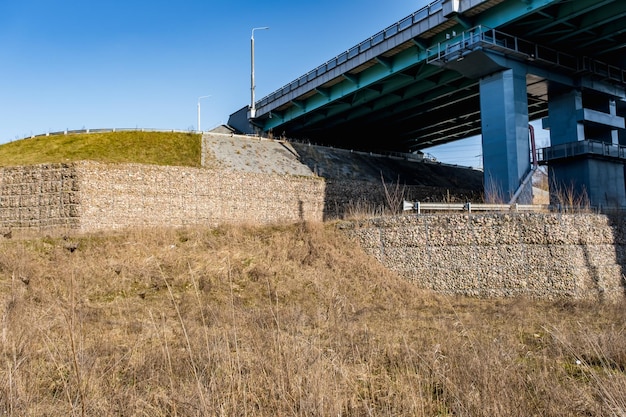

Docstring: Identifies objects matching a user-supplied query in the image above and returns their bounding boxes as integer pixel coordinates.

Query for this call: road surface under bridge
[229,0,626,207]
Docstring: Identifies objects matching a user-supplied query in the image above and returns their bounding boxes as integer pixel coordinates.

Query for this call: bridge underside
[260,68,549,154]
[230,0,626,206]
[243,0,625,151]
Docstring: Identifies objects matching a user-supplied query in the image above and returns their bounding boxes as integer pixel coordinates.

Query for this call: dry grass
[550,178,592,212]
[0,223,625,416]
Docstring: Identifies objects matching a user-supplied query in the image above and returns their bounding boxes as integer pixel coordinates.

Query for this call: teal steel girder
[551,2,626,43]
[524,0,615,37]
[259,0,564,135]
[495,0,626,61]
[249,0,626,152]
[296,70,466,132]
[261,44,435,132]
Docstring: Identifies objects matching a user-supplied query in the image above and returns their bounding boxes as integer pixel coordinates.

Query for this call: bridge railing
[427,26,626,85]
[9,127,199,143]
[537,140,626,163]
[255,0,446,110]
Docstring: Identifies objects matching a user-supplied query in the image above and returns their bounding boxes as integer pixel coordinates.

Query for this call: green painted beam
[262,44,438,131]
[477,0,567,30]
[525,0,614,36]
[306,74,474,133]
[552,2,626,43]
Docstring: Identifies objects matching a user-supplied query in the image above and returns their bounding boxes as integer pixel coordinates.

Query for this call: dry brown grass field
[1,222,625,416]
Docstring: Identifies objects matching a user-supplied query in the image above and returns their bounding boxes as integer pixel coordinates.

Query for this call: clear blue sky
[0,0,548,167]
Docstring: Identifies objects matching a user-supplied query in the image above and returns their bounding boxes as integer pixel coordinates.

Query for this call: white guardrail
[403,201,549,214]
[4,127,216,143]
[24,127,196,140]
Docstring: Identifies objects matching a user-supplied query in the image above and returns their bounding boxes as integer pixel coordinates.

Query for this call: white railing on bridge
[7,127,207,143]
[255,0,446,110]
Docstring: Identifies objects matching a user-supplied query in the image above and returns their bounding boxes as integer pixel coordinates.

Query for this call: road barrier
[403,201,548,214]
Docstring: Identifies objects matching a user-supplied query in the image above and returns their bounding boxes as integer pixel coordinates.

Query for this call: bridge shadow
[605,212,626,298]
[289,142,483,219]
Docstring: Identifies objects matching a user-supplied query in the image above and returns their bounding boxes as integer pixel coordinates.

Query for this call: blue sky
[0,0,547,167]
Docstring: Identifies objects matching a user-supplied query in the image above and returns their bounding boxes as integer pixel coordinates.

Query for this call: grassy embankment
[0,223,624,416]
[0,131,202,167]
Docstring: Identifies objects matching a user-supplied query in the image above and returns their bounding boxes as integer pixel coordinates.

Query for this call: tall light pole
[250,26,269,119]
[197,95,211,132]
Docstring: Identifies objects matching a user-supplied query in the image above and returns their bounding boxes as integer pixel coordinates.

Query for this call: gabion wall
[344,213,626,300]
[0,162,325,231]
[77,162,325,230]
[0,164,80,230]
[2,162,625,300]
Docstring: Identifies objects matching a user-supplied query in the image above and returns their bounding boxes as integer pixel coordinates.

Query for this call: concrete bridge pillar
[479,65,531,203]
[547,89,585,145]
[545,84,626,208]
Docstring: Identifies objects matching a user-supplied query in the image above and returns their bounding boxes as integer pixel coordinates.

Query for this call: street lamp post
[250,26,269,119]
[197,95,211,132]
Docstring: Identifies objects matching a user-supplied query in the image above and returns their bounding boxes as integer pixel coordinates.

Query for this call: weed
[550,178,591,212]
[381,173,407,215]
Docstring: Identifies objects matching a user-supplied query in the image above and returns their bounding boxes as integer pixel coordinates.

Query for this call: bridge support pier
[544,84,626,208]
[479,66,532,203]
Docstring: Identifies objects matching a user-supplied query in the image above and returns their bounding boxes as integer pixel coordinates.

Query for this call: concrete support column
[479,67,531,203]
[547,89,585,145]
[610,99,619,145]
[546,86,626,208]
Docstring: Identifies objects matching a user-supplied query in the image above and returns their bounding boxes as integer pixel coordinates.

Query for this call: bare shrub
[342,199,385,220]
[551,178,591,212]
[381,173,406,214]
[484,174,506,204]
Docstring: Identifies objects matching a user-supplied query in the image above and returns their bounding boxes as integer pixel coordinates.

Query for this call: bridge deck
[232,0,626,153]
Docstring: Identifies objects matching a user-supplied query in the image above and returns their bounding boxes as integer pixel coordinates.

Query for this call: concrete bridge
[229,0,626,207]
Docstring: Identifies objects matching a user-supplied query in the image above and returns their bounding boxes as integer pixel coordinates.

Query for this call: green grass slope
[0,131,202,167]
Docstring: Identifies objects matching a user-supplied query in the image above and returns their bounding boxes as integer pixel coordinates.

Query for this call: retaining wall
[344,213,626,300]
[0,162,325,231]
[2,160,625,300]
[202,132,483,220]
[0,164,80,230]
[78,162,324,230]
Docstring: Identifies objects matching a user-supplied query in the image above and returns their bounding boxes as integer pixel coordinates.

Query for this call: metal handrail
[538,140,626,162]
[427,26,626,84]
[7,127,203,143]
[255,0,445,109]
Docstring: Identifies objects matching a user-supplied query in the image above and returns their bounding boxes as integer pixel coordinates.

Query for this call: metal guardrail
[537,140,626,163]
[403,201,548,214]
[255,0,446,110]
[9,128,203,143]
[426,26,626,85]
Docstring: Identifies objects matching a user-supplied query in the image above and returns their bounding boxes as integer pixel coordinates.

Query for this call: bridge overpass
[229,0,626,207]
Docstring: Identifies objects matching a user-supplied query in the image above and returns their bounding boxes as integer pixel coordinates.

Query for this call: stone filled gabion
[0,163,80,229]
[0,161,325,231]
[345,213,626,300]
[2,161,625,301]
